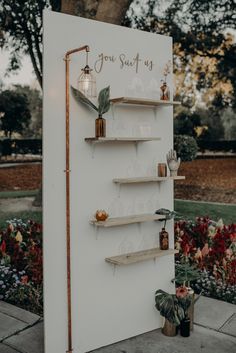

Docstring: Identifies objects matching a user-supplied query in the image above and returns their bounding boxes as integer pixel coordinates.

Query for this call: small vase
[159,228,169,250]
[95,115,106,138]
[160,82,170,101]
[157,163,167,177]
[180,318,190,337]
[162,318,177,336]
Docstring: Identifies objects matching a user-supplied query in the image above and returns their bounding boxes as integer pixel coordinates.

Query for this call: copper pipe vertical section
[64,45,90,353]
[65,53,73,353]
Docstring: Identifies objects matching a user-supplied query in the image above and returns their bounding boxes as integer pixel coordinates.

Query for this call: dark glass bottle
[180,318,190,337]
[95,115,106,137]
[159,228,169,250]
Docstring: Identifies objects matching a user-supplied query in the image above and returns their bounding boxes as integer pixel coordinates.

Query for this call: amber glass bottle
[159,228,169,250]
[95,115,106,137]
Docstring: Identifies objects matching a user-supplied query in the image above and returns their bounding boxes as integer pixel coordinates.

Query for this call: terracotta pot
[162,319,177,336]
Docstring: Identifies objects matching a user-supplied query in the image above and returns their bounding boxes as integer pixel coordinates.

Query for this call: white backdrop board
[43,10,175,353]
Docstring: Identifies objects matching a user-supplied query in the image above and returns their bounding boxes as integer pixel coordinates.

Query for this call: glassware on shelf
[95,115,106,137]
[159,227,169,250]
[160,81,170,101]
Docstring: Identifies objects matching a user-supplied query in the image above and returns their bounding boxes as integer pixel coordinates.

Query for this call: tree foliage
[13,85,42,138]
[0,1,52,88]
[0,89,31,137]
[125,0,236,140]
[125,0,235,96]
[0,0,133,89]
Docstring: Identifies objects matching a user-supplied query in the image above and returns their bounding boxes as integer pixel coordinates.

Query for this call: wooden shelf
[113,176,185,184]
[85,137,161,143]
[110,97,181,107]
[105,248,179,265]
[90,213,166,227]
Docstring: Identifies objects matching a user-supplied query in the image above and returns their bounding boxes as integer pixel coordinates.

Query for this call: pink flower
[230,233,236,243]
[201,243,209,257]
[195,248,202,261]
[225,248,233,259]
[21,275,28,284]
[176,286,188,298]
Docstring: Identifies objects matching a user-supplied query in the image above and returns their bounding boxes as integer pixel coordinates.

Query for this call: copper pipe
[64,45,90,353]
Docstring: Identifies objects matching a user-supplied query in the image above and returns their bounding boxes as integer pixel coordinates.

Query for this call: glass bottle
[95,114,106,138]
[160,81,170,101]
[159,227,169,250]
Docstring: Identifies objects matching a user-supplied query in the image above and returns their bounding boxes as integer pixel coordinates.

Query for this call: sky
[0,50,36,88]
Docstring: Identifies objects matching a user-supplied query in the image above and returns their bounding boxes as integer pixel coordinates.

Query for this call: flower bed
[175,217,236,304]
[0,219,43,315]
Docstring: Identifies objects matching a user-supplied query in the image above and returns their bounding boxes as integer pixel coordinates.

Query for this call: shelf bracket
[95,227,99,240]
[153,107,158,120]
[111,104,115,120]
[134,141,139,156]
[112,264,117,276]
[137,223,141,233]
[118,184,121,198]
[91,144,96,159]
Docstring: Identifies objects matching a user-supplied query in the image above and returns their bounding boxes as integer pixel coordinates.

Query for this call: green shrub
[174,134,198,161]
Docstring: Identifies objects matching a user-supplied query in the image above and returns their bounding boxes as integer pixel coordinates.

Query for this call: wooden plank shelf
[113,176,185,184]
[85,137,161,143]
[90,213,166,227]
[110,97,181,107]
[105,248,179,265]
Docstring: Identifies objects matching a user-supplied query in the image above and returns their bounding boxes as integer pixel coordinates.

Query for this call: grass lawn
[0,190,39,199]
[0,199,235,229]
[175,199,236,224]
[0,211,42,229]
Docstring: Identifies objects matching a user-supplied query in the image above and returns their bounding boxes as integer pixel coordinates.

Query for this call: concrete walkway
[0,197,41,213]
[0,296,236,353]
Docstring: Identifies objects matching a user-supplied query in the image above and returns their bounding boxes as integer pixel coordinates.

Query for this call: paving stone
[0,301,40,325]
[0,312,27,341]
[89,325,236,353]
[0,344,20,353]
[220,313,236,336]
[194,296,236,330]
[4,321,44,353]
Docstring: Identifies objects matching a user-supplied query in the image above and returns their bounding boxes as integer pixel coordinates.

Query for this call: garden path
[0,296,235,353]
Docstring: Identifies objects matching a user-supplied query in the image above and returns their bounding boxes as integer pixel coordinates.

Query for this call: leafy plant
[174,134,198,161]
[155,208,176,227]
[174,261,202,287]
[155,289,184,326]
[71,86,110,116]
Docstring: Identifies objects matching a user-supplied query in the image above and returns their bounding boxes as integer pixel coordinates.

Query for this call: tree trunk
[60,0,133,24]
[95,0,133,24]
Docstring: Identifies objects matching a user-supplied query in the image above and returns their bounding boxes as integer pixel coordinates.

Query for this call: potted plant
[175,286,192,337]
[155,287,192,337]
[71,86,110,137]
[173,259,202,330]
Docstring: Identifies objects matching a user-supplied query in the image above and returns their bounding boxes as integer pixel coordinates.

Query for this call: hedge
[0,139,42,157]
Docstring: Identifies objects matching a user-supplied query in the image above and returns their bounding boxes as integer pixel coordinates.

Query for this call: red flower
[0,240,6,253]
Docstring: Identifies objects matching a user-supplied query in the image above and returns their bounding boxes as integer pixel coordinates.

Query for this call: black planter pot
[180,318,190,337]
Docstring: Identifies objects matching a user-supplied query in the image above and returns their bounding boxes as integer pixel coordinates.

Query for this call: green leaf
[98,86,110,115]
[71,86,98,112]
[155,289,181,325]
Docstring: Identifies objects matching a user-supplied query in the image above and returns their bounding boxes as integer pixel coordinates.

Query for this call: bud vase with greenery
[71,85,110,138]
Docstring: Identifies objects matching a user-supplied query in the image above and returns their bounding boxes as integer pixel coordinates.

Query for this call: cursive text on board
[94,52,154,74]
